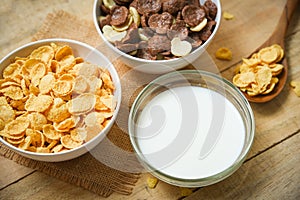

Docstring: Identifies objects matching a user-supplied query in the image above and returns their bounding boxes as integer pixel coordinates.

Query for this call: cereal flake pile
[98,0,218,60]
[233,44,285,96]
[0,43,117,153]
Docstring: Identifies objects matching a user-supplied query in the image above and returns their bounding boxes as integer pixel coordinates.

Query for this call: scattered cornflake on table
[215,47,233,61]
[290,81,300,97]
[146,175,159,189]
[223,11,234,20]
[180,187,193,197]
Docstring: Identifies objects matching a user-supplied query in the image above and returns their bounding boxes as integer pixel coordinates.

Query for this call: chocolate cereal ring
[110,6,129,26]
[115,0,133,3]
[162,0,186,15]
[137,0,162,15]
[147,34,171,55]
[115,41,139,53]
[137,48,157,60]
[121,23,140,44]
[167,20,188,40]
[204,0,217,20]
[182,5,206,27]
[129,0,138,8]
[99,15,112,29]
[140,14,148,27]
[113,0,128,5]
[199,20,216,41]
[148,12,173,34]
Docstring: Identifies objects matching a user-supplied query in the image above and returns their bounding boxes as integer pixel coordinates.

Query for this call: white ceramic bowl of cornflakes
[93,0,221,74]
[0,38,121,162]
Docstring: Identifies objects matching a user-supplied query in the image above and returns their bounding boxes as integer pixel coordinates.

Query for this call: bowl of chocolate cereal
[93,0,221,74]
[0,38,121,162]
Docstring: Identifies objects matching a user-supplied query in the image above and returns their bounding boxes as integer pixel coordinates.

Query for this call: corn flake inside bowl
[0,43,117,153]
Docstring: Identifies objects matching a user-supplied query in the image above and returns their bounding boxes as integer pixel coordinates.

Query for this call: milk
[135,86,245,179]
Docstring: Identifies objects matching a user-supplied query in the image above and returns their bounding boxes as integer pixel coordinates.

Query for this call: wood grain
[0,172,100,200]
[1,0,300,199]
[0,158,34,189]
[185,133,300,200]
[0,0,94,58]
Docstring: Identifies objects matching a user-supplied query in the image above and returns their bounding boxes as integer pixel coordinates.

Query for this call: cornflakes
[52,80,73,96]
[233,44,284,96]
[0,43,117,153]
[70,128,87,142]
[31,62,46,86]
[0,104,15,123]
[39,73,56,94]
[25,129,45,147]
[290,81,300,97]
[55,45,73,61]
[73,76,88,94]
[25,94,53,112]
[215,47,232,61]
[6,117,29,136]
[223,11,234,20]
[22,59,42,78]
[180,187,193,197]
[53,117,76,132]
[2,63,21,79]
[51,144,64,153]
[6,137,25,145]
[85,112,105,127]
[67,93,96,115]
[147,175,158,189]
[86,76,102,93]
[30,45,54,65]
[73,62,99,77]
[36,147,50,153]
[27,112,48,131]
[0,85,24,100]
[45,98,71,123]
[61,135,82,149]
[18,135,32,150]
[42,124,61,140]
[258,47,279,64]
[100,95,117,111]
[0,119,5,131]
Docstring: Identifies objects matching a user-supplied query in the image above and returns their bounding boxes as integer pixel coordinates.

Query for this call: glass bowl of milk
[128,70,255,187]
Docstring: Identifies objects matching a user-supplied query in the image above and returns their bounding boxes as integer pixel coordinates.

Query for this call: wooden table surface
[1,0,300,199]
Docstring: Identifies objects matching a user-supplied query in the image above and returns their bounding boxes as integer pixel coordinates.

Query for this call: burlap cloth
[0,10,165,197]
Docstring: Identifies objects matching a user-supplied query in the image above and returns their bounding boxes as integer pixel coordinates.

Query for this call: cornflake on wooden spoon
[232,0,298,103]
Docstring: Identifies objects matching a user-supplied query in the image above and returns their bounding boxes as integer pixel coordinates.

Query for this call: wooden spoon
[242,0,299,103]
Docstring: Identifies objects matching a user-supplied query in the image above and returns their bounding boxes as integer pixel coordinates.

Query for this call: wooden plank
[2,131,299,200]
[0,171,100,200]
[0,0,300,199]
[0,158,34,189]
[0,0,94,59]
[185,132,300,200]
